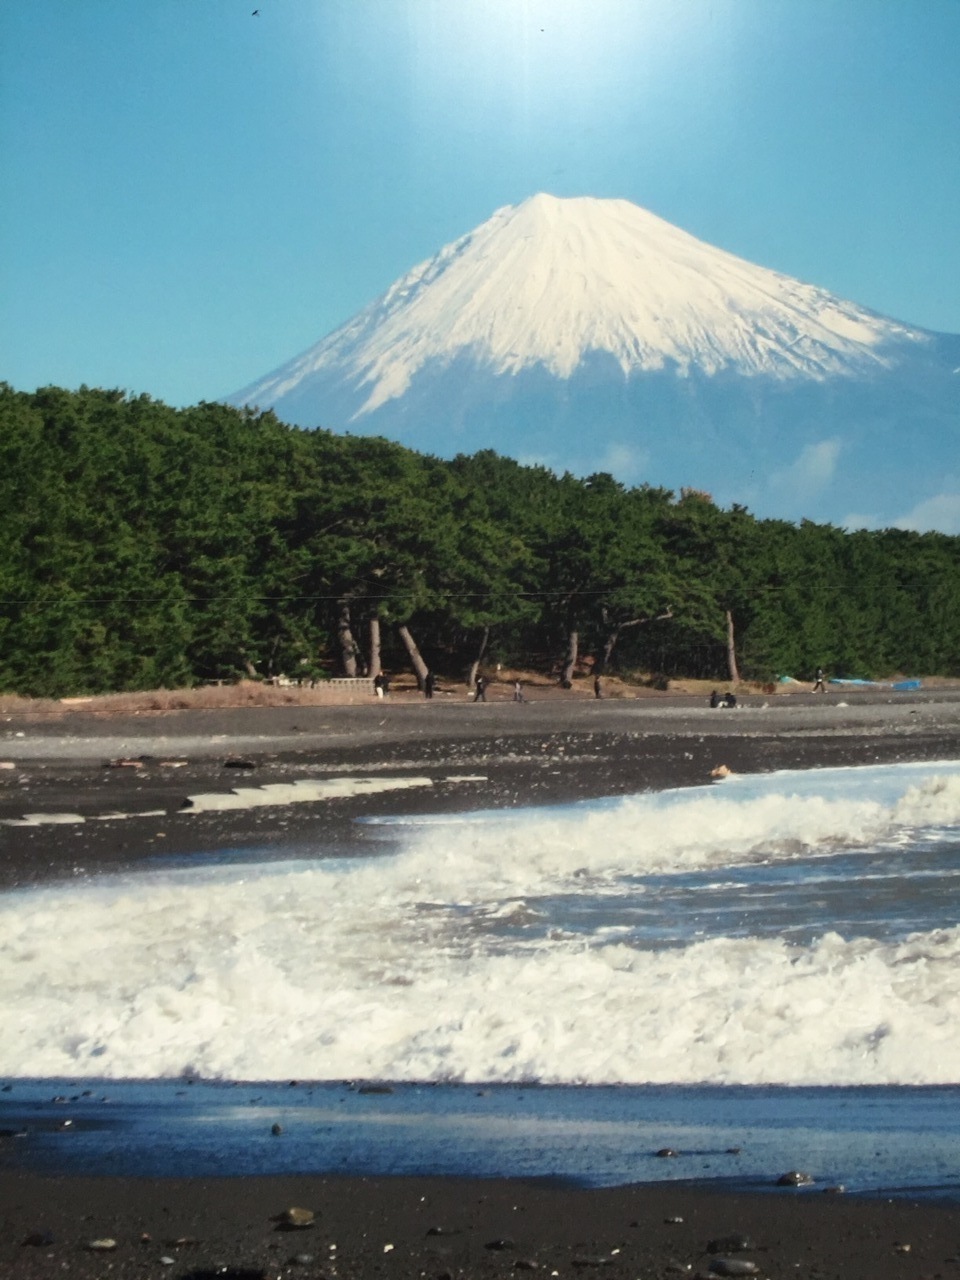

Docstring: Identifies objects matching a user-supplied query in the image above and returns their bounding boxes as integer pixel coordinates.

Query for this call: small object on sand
[159,1257,175,1266]
[664,1216,684,1224]
[290,1253,315,1265]
[224,758,256,769]
[0,761,15,769]
[85,1238,118,1251]
[486,1238,516,1251]
[277,1207,315,1230]
[655,1147,679,1157]
[105,758,145,769]
[710,764,732,778]
[894,1243,912,1253]
[776,1170,814,1186]
[515,1259,540,1270]
[707,1235,755,1254]
[271,1123,283,1135]
[383,1242,395,1252]
[708,1261,759,1277]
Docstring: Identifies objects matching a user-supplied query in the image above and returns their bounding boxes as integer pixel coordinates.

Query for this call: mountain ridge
[229,194,959,530]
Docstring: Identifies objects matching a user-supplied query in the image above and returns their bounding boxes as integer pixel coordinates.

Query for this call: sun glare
[409,0,697,123]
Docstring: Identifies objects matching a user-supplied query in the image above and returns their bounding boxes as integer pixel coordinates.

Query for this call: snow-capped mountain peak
[235,193,924,419]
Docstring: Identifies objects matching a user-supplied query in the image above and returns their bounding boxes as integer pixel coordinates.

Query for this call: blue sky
[2,0,959,410]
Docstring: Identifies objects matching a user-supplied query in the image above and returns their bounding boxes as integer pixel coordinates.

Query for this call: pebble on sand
[277,1207,315,1230]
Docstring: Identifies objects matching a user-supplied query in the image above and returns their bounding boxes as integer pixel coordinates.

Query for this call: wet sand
[4,1167,960,1280]
[2,689,959,1277]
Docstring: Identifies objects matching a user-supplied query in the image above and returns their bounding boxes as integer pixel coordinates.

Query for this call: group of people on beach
[709,689,738,708]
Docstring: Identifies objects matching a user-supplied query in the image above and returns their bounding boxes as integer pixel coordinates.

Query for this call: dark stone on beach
[224,759,256,769]
[708,1260,759,1277]
[485,1238,516,1251]
[707,1235,755,1254]
[571,1254,616,1268]
[656,1147,679,1157]
[776,1171,814,1186]
[271,1123,283,1135]
[22,1230,55,1247]
[426,1226,460,1236]
[515,1258,540,1270]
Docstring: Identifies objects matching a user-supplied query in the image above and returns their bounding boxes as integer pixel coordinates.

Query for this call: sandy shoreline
[2,691,960,1277]
[1,690,958,891]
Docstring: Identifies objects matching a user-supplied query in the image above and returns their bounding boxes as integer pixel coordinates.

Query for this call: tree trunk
[725,609,740,684]
[559,629,578,688]
[398,623,429,690]
[467,625,490,690]
[337,600,360,677]
[598,629,618,676]
[368,616,382,680]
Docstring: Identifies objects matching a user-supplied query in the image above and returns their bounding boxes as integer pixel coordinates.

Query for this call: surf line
[0,774,486,825]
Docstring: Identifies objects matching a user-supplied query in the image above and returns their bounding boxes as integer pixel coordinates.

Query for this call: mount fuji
[229,194,960,530]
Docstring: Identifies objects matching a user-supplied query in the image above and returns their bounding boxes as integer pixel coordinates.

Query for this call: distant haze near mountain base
[229,195,960,533]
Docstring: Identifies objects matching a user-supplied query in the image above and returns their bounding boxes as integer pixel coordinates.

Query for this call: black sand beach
[2,688,960,1278]
[1,688,958,891]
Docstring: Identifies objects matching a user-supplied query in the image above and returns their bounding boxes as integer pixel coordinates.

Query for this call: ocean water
[2,759,960,1191]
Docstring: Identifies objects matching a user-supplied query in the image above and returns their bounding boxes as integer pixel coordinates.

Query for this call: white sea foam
[2,761,959,1084]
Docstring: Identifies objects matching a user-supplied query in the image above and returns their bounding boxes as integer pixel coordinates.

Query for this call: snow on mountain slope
[233,193,926,420]
[228,194,959,529]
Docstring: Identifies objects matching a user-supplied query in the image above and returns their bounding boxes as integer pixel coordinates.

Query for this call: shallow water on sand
[3,1078,960,1197]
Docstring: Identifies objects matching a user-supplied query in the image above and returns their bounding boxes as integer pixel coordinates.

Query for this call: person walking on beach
[813,666,826,693]
[424,671,436,699]
[513,680,525,703]
[474,673,486,702]
[593,674,603,699]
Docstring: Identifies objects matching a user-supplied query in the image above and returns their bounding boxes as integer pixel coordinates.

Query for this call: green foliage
[0,382,957,696]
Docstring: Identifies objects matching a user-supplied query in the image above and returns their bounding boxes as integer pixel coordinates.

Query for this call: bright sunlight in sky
[1,0,958,410]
